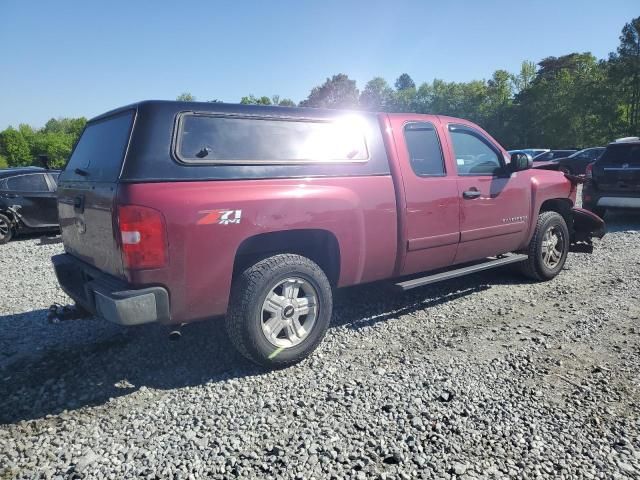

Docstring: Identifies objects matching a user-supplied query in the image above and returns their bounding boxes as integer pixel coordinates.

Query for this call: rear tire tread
[225,254,331,368]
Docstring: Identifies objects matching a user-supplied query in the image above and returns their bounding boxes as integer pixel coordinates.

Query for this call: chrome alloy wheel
[541,225,565,269]
[260,277,318,348]
[0,217,10,240]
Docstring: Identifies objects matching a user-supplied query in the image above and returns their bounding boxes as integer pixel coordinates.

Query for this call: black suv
[0,167,60,243]
[582,139,640,217]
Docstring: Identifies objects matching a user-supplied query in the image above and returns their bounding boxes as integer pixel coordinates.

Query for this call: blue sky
[1,0,637,129]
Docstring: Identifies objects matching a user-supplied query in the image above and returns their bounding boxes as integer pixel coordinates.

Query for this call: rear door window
[403,122,445,176]
[61,110,134,182]
[6,173,49,192]
[176,114,369,164]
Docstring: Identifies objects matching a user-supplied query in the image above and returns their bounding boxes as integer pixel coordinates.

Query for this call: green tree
[299,74,359,109]
[271,95,296,107]
[608,16,640,135]
[176,92,196,101]
[513,52,611,148]
[0,128,31,167]
[359,77,394,111]
[511,60,536,93]
[43,117,86,138]
[483,70,514,144]
[276,98,296,107]
[395,73,416,91]
[240,95,272,105]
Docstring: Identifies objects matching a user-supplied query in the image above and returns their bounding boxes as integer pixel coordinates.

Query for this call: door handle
[463,190,481,199]
[73,195,85,213]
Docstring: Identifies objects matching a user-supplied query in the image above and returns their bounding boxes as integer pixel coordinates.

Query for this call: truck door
[390,116,460,276]
[445,123,530,264]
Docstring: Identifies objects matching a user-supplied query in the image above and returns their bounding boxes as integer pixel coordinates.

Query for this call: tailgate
[593,143,640,193]
[57,110,135,278]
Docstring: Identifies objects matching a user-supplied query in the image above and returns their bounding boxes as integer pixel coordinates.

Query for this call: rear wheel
[0,214,13,244]
[519,211,569,281]
[225,254,333,368]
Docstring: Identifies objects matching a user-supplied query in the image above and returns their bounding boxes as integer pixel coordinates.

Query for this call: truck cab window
[449,126,502,176]
[404,122,445,176]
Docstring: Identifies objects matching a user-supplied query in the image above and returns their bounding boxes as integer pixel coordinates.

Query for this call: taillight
[585,162,594,179]
[118,204,168,269]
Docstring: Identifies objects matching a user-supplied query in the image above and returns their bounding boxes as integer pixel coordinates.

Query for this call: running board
[394,254,528,291]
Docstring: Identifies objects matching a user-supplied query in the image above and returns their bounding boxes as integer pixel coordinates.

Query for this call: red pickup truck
[52,101,604,367]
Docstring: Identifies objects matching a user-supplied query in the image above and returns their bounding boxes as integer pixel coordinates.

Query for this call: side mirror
[509,152,532,172]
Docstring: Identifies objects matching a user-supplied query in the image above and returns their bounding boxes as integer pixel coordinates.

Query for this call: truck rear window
[176,114,369,164]
[61,110,134,182]
[599,144,640,166]
[404,122,445,176]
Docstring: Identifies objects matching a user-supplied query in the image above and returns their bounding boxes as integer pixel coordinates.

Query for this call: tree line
[1,16,637,170]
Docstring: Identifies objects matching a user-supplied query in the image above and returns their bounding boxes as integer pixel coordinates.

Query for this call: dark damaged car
[0,167,60,244]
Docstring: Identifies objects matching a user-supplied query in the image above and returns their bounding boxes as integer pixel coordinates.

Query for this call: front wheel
[0,214,13,244]
[519,211,570,281]
[225,254,333,368]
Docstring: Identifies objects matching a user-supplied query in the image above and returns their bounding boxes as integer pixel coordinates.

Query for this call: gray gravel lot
[1,212,640,479]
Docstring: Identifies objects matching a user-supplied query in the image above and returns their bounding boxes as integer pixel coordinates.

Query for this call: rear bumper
[52,254,170,326]
[596,196,640,208]
[583,185,640,210]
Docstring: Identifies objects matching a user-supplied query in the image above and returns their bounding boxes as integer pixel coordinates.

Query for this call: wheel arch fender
[232,229,341,286]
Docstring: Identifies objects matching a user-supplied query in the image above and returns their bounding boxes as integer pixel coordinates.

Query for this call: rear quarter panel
[119,176,397,322]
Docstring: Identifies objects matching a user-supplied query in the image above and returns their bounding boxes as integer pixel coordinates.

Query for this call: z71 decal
[197,209,242,225]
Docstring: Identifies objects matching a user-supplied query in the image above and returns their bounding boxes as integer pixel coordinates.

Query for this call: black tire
[519,211,570,281]
[0,214,13,244]
[225,254,333,368]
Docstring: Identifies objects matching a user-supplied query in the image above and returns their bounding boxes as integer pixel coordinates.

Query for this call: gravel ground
[1,212,639,480]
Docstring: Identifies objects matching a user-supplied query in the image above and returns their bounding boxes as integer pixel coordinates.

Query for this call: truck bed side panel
[119,176,397,322]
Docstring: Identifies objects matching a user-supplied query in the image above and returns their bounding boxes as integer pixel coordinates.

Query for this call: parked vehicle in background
[551,147,605,175]
[0,167,60,244]
[508,148,549,158]
[583,138,640,217]
[51,101,605,367]
[532,150,578,162]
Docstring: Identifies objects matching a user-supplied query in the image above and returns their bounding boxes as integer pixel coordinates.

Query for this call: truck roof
[90,100,476,127]
[90,100,381,124]
[0,166,59,178]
